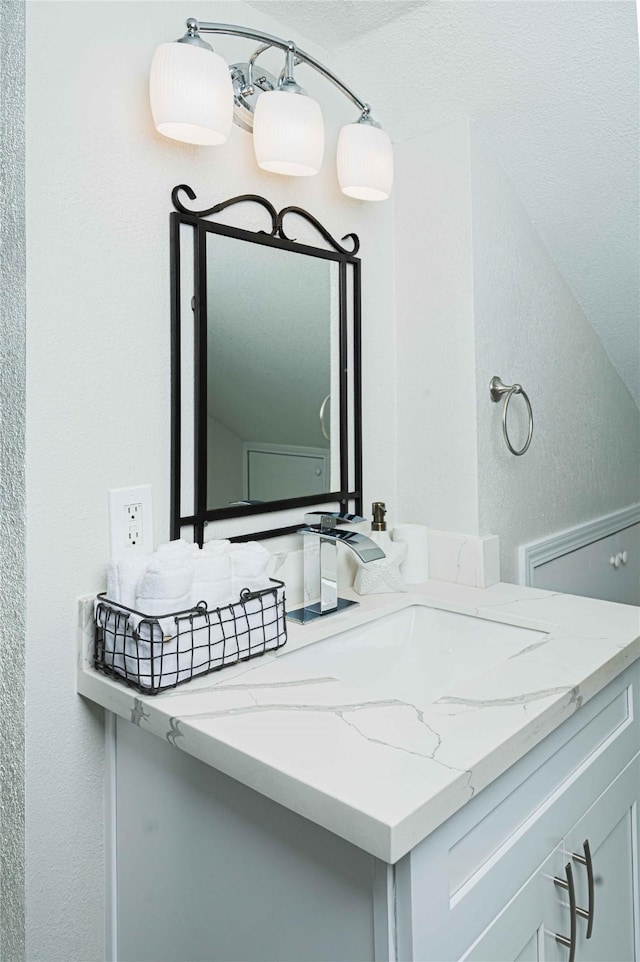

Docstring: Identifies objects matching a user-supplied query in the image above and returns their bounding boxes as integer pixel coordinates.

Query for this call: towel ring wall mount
[490,376,534,456]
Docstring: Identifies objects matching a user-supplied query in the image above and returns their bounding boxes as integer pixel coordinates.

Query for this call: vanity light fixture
[149,18,393,200]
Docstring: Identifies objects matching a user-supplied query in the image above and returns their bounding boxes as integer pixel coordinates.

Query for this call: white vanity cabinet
[562,757,639,962]
[459,758,639,962]
[396,661,640,962]
[461,845,566,962]
[112,659,640,962]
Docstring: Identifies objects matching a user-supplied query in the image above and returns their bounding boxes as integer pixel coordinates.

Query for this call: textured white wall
[394,117,639,584]
[471,125,640,581]
[394,121,479,534]
[324,1,640,405]
[25,2,395,958]
[0,2,26,959]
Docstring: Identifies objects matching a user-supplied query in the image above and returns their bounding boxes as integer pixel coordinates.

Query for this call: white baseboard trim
[518,504,640,586]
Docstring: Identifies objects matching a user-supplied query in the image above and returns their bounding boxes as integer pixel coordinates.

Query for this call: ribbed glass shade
[337,122,393,201]
[253,91,324,176]
[150,42,233,146]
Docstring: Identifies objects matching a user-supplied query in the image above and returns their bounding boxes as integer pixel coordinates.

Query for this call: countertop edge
[77,581,640,863]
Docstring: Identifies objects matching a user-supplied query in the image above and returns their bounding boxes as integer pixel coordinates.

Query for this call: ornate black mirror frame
[170,185,363,545]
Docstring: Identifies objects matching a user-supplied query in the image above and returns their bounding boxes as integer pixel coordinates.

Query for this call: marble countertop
[77,580,640,863]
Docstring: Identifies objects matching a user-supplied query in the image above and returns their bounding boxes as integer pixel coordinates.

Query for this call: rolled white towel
[106,555,149,610]
[135,557,195,637]
[202,539,231,555]
[134,595,194,638]
[137,558,194,601]
[157,539,194,561]
[230,542,272,599]
[189,540,231,610]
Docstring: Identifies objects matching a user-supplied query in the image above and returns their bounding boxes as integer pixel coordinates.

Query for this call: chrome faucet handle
[333,512,366,525]
[303,511,365,530]
[303,512,336,529]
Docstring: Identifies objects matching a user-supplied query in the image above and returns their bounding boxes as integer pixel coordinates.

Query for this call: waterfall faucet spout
[287,512,386,625]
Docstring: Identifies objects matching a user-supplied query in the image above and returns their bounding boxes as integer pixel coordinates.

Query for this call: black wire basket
[94,578,287,695]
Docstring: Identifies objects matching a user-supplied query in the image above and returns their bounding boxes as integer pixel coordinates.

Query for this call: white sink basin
[281,603,548,707]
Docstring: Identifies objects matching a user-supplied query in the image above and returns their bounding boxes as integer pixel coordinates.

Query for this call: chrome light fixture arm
[186,18,372,118]
[244,42,276,97]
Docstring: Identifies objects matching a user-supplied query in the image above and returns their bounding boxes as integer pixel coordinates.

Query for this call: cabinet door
[462,846,568,962]
[530,523,640,606]
[245,448,327,501]
[563,755,639,962]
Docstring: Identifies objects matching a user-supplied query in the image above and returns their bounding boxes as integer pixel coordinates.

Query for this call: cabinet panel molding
[460,847,565,962]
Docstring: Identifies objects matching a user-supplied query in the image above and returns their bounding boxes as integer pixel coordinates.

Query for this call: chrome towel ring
[490,376,534,456]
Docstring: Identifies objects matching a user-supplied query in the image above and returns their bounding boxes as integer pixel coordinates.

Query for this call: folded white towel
[137,557,194,601]
[156,538,194,561]
[106,556,149,610]
[191,540,232,609]
[202,539,231,555]
[230,542,272,599]
[135,556,196,636]
[135,595,194,639]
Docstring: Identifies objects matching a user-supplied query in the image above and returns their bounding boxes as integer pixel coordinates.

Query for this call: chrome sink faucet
[287,512,386,625]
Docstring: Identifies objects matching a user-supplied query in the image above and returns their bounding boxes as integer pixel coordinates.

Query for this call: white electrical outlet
[108,485,154,559]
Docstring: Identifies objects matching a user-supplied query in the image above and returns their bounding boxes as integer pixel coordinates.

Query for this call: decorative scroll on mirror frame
[170,185,363,545]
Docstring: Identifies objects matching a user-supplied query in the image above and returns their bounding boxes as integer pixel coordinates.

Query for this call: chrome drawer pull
[554,862,577,962]
[573,839,595,939]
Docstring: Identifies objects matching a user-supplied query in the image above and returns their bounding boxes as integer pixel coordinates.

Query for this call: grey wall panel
[116,718,376,962]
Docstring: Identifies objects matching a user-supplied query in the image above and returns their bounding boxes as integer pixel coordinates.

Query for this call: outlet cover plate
[108,485,154,560]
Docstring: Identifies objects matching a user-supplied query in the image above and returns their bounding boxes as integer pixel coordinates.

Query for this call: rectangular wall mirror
[170,187,363,543]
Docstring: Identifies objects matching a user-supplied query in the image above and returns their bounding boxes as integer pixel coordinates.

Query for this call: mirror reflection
[205,235,340,510]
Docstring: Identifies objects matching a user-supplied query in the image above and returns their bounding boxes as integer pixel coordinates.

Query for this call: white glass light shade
[253,91,324,176]
[337,122,394,201]
[150,42,234,146]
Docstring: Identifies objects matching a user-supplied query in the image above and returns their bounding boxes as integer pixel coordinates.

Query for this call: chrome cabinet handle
[573,839,595,939]
[555,862,577,962]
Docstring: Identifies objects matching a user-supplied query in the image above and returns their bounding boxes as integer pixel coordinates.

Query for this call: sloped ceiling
[247,1,639,405]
